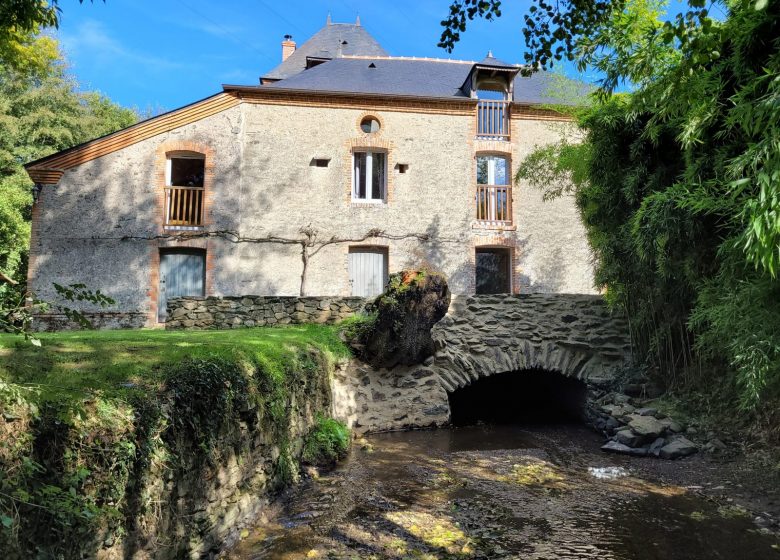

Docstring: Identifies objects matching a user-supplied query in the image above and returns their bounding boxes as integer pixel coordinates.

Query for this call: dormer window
[469,52,519,140]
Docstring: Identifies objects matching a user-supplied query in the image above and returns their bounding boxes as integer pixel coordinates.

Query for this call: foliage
[357,270,450,368]
[515,0,780,408]
[439,0,715,87]
[301,416,351,466]
[0,1,101,73]
[339,311,378,343]
[0,283,116,345]
[0,35,136,295]
[0,325,349,558]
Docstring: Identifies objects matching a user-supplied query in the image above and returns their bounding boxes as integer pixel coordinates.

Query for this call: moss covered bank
[0,326,350,559]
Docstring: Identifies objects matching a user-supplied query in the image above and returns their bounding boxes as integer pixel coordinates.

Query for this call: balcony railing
[164,186,204,227]
[476,184,512,225]
[477,100,510,139]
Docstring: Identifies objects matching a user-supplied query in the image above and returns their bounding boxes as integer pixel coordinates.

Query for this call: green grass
[0,325,350,402]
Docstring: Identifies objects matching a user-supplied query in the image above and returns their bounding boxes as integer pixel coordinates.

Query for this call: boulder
[648,437,666,457]
[659,417,683,433]
[615,428,644,448]
[627,415,666,439]
[601,441,634,455]
[635,407,658,417]
[601,441,648,457]
[659,437,698,459]
[357,270,451,368]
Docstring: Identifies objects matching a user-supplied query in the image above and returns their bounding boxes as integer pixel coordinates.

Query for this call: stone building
[24,18,595,328]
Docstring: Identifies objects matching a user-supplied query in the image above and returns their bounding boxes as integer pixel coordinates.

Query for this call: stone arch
[432,339,599,393]
[429,293,632,393]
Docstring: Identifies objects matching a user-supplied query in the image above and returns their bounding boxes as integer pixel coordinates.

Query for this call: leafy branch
[1,283,115,345]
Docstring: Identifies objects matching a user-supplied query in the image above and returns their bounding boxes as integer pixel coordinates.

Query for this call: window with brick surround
[476,155,511,224]
[165,152,205,228]
[353,150,386,202]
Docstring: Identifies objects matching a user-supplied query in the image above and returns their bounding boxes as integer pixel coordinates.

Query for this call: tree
[0,1,101,74]
[440,0,715,91]
[511,0,780,407]
[0,36,137,296]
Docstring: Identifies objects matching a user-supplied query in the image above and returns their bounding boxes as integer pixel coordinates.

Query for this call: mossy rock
[358,270,450,368]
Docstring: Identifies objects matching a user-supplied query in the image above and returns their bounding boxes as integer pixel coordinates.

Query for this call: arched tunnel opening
[448,369,587,427]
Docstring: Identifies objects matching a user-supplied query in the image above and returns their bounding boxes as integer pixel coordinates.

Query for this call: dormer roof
[474,52,519,72]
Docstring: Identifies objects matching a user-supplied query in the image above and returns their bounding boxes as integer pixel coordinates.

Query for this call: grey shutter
[349,248,388,297]
[159,250,206,321]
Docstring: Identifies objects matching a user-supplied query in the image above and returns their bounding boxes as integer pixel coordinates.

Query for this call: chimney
[281,34,296,62]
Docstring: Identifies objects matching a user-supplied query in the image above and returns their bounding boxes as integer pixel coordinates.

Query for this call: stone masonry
[28,99,596,328]
[164,293,631,433]
[165,296,366,329]
[333,293,632,433]
[430,294,632,392]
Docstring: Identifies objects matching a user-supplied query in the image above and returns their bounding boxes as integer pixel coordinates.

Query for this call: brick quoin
[148,140,216,325]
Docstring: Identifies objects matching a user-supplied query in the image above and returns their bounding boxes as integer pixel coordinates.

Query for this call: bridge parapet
[430,293,632,391]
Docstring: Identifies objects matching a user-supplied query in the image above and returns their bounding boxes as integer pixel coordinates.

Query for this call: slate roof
[263,23,388,81]
[261,55,584,105]
[266,58,475,99]
[475,54,517,70]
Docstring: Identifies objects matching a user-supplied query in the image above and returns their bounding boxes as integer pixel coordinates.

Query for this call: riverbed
[224,424,780,559]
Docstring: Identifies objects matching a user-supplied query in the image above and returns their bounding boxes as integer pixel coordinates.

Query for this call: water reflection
[225,424,779,560]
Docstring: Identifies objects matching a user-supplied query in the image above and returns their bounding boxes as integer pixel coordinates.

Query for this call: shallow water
[225,424,780,559]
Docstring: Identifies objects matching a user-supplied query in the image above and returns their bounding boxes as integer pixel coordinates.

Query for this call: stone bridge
[430,294,632,391]
[333,293,633,433]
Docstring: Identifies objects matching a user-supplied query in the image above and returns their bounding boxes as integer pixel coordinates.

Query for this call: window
[165,153,205,227]
[476,155,511,223]
[476,248,511,294]
[477,155,508,186]
[166,154,204,187]
[353,151,386,202]
[360,116,381,133]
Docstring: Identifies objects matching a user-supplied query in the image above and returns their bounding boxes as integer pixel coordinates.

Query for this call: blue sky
[56,0,564,111]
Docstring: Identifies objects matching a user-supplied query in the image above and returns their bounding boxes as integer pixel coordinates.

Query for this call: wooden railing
[477,100,510,139]
[164,186,204,227]
[476,184,512,224]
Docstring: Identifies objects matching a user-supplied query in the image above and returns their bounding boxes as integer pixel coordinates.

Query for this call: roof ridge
[340,55,477,65]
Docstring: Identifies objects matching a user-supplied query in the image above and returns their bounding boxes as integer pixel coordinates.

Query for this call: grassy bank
[0,325,351,559]
[0,325,350,400]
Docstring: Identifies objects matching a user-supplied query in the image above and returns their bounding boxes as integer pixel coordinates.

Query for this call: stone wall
[331,293,632,434]
[32,312,148,331]
[165,296,366,329]
[29,96,596,328]
[430,294,632,392]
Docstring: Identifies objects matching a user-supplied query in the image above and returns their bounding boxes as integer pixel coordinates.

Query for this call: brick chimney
[281,34,296,61]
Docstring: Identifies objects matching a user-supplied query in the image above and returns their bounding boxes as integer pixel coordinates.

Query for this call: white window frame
[352,150,387,203]
[164,152,206,231]
[165,152,206,187]
[477,155,509,186]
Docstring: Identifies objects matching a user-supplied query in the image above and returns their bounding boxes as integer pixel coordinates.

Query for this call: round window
[360,116,380,133]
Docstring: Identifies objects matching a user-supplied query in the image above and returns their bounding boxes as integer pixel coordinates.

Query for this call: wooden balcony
[477,100,510,139]
[164,186,204,227]
[476,184,512,225]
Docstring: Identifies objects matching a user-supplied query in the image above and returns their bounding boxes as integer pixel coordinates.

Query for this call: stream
[224,424,780,559]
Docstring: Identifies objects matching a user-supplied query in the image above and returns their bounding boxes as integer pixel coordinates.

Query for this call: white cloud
[60,19,187,72]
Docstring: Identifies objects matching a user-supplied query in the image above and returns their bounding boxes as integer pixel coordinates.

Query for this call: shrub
[301,416,350,466]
